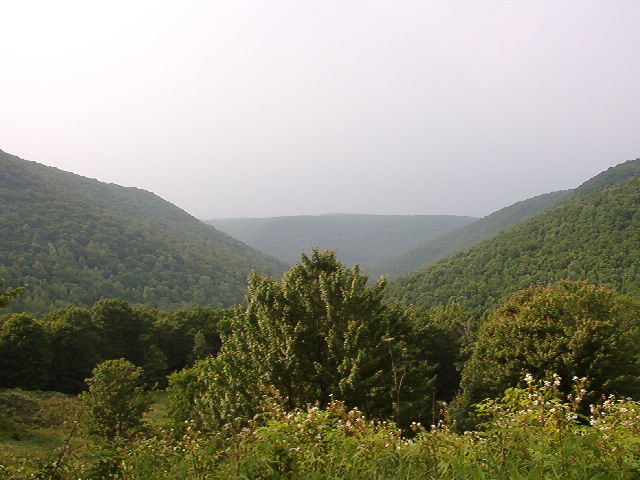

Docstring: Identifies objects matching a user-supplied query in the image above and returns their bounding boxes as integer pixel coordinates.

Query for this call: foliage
[0,149,286,314]
[80,360,152,442]
[42,306,101,394]
[207,213,476,268]
[371,190,569,278]
[0,298,227,394]
[391,176,640,315]
[450,281,640,430]
[30,379,640,479]
[0,284,25,309]
[169,251,456,430]
[0,314,50,390]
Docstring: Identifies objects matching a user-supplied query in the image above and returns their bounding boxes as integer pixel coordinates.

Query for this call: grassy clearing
[0,388,170,476]
[0,389,85,473]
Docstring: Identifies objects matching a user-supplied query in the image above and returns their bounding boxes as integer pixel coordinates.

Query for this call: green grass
[0,388,170,476]
[144,391,171,427]
[0,389,84,473]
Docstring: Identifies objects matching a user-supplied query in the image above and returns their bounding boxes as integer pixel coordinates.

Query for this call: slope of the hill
[205,214,477,268]
[389,174,640,316]
[368,190,570,279]
[0,150,286,314]
[374,158,640,279]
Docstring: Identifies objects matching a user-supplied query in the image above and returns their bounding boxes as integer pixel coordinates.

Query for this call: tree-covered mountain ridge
[371,158,640,279]
[389,159,640,314]
[0,149,286,313]
[368,190,571,278]
[206,213,477,267]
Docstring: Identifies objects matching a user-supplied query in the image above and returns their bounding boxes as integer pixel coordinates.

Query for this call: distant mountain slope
[0,149,286,313]
[389,161,640,315]
[369,190,570,279]
[373,158,640,279]
[205,214,477,268]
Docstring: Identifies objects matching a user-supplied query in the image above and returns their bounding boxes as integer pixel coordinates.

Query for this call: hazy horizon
[1,1,638,219]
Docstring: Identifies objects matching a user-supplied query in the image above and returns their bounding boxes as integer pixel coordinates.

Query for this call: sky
[1,0,638,219]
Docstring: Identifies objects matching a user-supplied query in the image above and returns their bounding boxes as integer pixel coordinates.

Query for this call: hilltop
[0,150,286,313]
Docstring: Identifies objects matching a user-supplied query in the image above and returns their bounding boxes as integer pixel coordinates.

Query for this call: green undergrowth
[0,389,84,474]
[0,389,171,478]
[5,377,640,479]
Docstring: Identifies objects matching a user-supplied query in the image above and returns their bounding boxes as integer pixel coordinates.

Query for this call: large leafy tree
[42,306,102,393]
[81,359,152,441]
[170,250,453,429]
[0,313,49,389]
[91,298,145,363]
[451,281,640,429]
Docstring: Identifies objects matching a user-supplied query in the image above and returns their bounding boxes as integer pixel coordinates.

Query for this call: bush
[451,281,640,430]
[80,359,152,441]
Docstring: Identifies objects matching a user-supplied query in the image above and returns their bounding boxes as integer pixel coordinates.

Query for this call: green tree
[81,359,152,441]
[91,298,144,363]
[42,306,101,393]
[142,344,169,388]
[451,281,640,430]
[0,284,25,309]
[170,250,450,430]
[0,313,49,389]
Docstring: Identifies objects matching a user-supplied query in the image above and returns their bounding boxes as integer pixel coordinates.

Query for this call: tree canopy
[169,250,457,430]
[450,281,640,429]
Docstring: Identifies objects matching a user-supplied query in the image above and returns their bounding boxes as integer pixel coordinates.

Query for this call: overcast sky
[1,1,638,219]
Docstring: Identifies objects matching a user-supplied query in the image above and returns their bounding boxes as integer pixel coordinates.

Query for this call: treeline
[4,251,640,478]
[0,297,231,393]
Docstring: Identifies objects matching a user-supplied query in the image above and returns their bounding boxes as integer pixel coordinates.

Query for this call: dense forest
[207,214,476,268]
[369,190,570,278]
[3,154,640,478]
[390,165,640,316]
[0,150,286,314]
[373,157,640,279]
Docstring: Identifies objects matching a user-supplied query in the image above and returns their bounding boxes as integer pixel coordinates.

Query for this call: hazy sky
[1,1,638,219]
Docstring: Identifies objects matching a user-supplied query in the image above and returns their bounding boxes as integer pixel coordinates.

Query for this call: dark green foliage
[91,299,145,363]
[81,359,152,441]
[0,149,286,314]
[142,345,169,388]
[169,251,456,430]
[390,177,640,315]
[370,190,570,278]
[0,314,49,390]
[42,306,101,393]
[207,213,476,268]
[450,281,640,429]
[0,296,226,394]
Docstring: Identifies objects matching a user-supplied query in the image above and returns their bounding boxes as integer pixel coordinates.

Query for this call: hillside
[374,158,640,279]
[0,150,286,313]
[389,162,640,315]
[368,190,570,278]
[206,214,477,268]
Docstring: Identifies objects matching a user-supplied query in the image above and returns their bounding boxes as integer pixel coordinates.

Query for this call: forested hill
[389,170,640,315]
[373,157,640,279]
[205,214,477,268]
[368,190,570,279]
[0,149,286,314]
